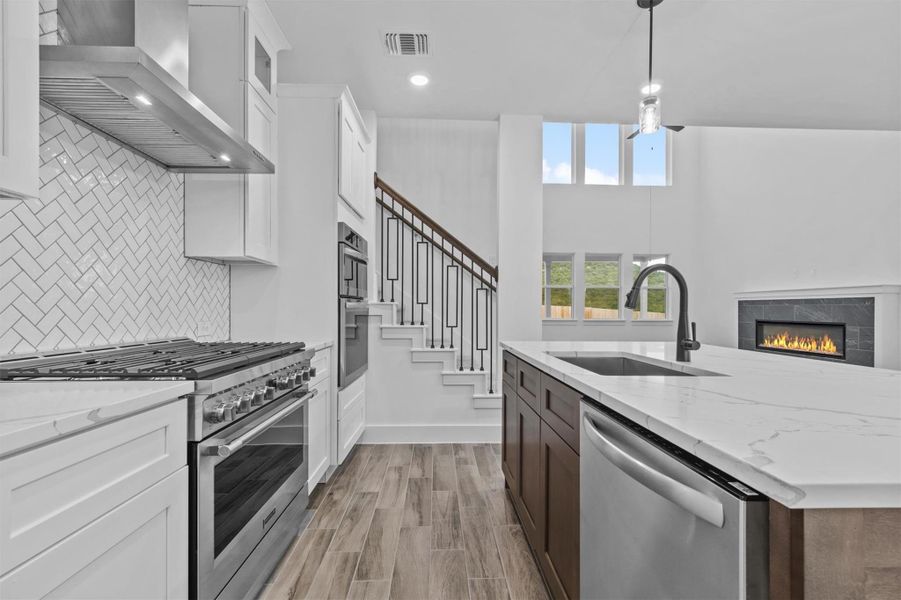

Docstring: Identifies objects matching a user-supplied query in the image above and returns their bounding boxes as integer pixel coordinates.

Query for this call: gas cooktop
[0,338,306,381]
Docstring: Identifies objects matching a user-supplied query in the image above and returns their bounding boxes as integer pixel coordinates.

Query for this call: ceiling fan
[627,0,684,140]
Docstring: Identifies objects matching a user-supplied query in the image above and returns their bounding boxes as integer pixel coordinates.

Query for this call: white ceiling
[270,0,901,130]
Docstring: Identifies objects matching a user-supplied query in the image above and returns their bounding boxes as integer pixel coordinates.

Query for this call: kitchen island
[500,341,901,600]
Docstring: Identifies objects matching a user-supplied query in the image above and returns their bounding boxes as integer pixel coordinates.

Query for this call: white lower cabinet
[0,401,188,599]
[308,348,331,489]
[0,468,188,600]
[337,378,365,463]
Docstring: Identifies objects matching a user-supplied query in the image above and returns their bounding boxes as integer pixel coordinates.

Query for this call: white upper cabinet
[338,94,372,218]
[0,1,39,200]
[184,1,288,265]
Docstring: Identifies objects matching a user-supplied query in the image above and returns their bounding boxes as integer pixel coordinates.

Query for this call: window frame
[583,253,622,320]
[630,254,671,321]
[542,122,575,185]
[625,125,673,187]
[583,123,623,186]
[542,253,575,320]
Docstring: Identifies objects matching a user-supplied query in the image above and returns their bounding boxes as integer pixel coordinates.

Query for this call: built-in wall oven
[339,222,369,389]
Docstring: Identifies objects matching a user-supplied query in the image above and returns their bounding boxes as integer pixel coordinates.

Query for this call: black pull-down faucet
[624,263,700,362]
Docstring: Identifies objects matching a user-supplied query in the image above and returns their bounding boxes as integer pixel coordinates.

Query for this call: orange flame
[760,331,840,355]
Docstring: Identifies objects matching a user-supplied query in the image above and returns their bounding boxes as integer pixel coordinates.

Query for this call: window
[584,124,620,185]
[631,126,667,186]
[631,255,669,320]
[542,122,573,184]
[542,254,573,319]
[584,255,621,320]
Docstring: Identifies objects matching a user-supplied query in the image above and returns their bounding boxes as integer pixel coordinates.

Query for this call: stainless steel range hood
[39,0,274,174]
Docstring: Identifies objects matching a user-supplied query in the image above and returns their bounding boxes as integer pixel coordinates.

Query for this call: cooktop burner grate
[0,339,306,380]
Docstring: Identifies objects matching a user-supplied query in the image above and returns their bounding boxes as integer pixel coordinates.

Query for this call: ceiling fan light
[639,96,661,134]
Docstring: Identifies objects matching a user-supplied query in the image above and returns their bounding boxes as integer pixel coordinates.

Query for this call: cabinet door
[515,398,544,553]
[0,1,38,200]
[501,383,519,495]
[245,89,276,263]
[337,97,355,205]
[539,421,580,600]
[308,378,330,489]
[246,8,277,111]
[0,468,188,599]
[352,135,367,213]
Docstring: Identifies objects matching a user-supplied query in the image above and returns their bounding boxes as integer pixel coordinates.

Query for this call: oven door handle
[205,389,316,458]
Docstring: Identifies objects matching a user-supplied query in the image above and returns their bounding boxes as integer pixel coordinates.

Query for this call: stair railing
[374,174,498,394]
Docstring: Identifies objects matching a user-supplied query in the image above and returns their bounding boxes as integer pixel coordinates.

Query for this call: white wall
[376,118,499,262]
[694,127,901,348]
[498,115,544,343]
[542,128,702,342]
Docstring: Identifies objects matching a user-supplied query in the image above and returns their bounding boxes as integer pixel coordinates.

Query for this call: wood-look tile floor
[261,444,549,600]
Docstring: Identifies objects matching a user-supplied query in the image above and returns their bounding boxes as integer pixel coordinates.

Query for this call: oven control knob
[278,375,290,390]
[221,402,236,422]
[288,371,299,386]
[266,377,278,388]
[264,385,276,400]
[301,367,312,381]
[205,403,227,423]
[234,394,249,413]
[251,388,265,406]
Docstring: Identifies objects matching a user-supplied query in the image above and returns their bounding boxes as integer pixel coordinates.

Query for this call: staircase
[371,176,500,409]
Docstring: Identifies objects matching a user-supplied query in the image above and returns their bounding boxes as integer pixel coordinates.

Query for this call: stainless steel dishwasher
[581,401,768,599]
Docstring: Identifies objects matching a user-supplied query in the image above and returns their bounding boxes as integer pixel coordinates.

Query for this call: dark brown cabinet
[516,397,544,551]
[539,420,580,600]
[501,385,519,495]
[501,351,580,600]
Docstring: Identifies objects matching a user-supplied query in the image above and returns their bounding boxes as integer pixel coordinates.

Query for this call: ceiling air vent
[384,32,430,56]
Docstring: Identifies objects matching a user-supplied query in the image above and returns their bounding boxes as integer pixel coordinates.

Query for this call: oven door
[193,388,313,600]
[340,244,368,300]
[339,299,369,389]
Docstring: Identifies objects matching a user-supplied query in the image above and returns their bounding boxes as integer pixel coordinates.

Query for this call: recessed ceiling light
[409,73,429,87]
[219,154,231,163]
[641,83,661,95]
[135,94,152,106]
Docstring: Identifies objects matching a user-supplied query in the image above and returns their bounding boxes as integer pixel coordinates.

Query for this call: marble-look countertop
[309,340,334,352]
[501,341,901,509]
[0,381,194,459]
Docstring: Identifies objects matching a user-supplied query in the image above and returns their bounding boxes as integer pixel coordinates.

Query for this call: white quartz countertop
[501,341,901,509]
[0,381,194,458]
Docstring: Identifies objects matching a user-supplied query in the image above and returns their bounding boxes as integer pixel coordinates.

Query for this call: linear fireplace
[755,320,846,360]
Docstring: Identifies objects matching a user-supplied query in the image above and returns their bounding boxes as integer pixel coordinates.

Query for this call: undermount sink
[551,354,724,377]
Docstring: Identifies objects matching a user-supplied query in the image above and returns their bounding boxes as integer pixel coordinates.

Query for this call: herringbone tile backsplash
[0,107,230,355]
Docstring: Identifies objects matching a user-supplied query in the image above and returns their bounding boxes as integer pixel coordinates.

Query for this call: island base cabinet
[501,385,519,495]
[0,467,188,599]
[515,398,545,553]
[503,351,580,600]
[539,421,580,600]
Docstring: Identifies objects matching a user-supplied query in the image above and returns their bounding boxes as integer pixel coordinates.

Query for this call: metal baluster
[379,189,385,302]
[412,215,417,327]
[477,266,485,372]
[399,205,405,324]
[470,260,475,371]
[459,251,464,371]
[440,239,445,348]
[430,231,435,346]
[446,263,458,349]
[489,279,494,393]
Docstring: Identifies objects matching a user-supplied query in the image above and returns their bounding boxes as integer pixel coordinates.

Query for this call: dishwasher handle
[583,414,725,528]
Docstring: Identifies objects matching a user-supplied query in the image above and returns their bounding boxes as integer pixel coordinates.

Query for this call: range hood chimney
[40,0,273,174]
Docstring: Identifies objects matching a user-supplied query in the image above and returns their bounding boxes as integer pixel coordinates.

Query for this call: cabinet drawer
[502,351,518,387]
[539,375,581,454]
[0,401,186,574]
[516,360,540,412]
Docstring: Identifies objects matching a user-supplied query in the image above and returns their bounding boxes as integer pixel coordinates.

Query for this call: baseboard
[361,423,502,444]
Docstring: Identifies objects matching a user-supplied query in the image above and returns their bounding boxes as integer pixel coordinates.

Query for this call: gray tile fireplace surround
[738,297,875,367]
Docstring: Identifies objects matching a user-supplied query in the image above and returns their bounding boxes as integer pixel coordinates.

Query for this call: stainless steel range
[0,338,316,600]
